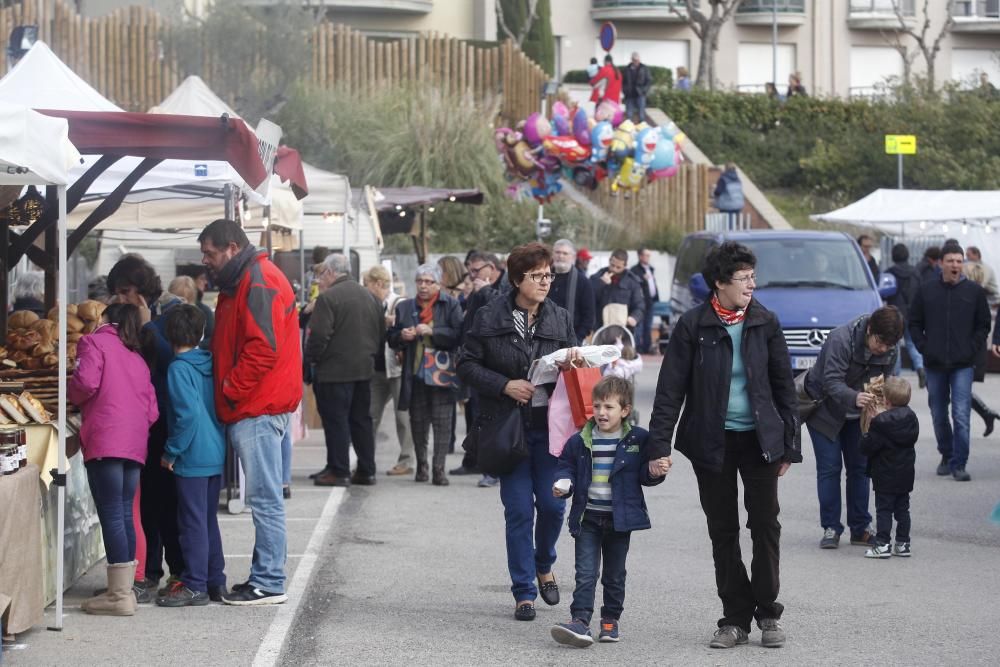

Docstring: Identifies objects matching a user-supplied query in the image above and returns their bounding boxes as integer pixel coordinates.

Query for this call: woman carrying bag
[458,242,578,621]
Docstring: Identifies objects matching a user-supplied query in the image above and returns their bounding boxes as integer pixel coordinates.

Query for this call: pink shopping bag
[548,372,577,458]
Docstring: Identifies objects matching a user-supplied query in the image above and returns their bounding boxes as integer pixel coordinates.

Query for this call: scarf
[711,293,746,326]
[216,244,259,294]
[418,290,439,325]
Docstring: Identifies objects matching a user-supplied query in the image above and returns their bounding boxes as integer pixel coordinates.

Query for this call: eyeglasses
[730,273,757,285]
[415,278,437,285]
[468,264,492,276]
[525,272,556,284]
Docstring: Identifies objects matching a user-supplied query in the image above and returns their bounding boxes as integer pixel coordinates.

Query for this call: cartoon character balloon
[522,112,552,147]
[590,121,614,163]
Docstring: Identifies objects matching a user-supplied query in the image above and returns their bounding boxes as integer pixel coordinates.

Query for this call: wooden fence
[585,163,711,239]
[0,0,548,121]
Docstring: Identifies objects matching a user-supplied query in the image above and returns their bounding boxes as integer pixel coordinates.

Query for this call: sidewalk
[3,430,341,667]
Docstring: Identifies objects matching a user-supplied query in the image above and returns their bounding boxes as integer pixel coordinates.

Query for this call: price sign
[885,135,917,155]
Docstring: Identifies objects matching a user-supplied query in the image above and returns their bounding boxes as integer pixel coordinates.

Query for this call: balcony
[953,0,1000,32]
[848,0,917,30]
[735,0,807,26]
[590,0,694,22]
[288,0,433,13]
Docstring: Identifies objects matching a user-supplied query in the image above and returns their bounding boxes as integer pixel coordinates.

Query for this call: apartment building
[552,0,1000,97]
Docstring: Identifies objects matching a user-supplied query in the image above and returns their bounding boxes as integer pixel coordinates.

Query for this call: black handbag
[475,406,528,476]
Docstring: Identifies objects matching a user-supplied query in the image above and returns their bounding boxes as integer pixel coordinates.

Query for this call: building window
[736,42,796,93]
[849,46,903,99]
[951,48,1000,87]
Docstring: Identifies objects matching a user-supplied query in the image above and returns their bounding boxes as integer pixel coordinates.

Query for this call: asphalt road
[281,358,1000,666]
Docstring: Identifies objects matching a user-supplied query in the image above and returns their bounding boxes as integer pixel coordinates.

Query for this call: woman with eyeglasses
[648,241,800,649]
[458,242,578,621]
[803,305,903,550]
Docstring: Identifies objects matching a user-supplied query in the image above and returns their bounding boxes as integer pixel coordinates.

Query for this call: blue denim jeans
[498,428,566,602]
[894,327,924,375]
[176,474,226,593]
[925,366,974,470]
[86,458,141,564]
[808,420,871,535]
[570,511,631,625]
[229,412,290,593]
[625,94,646,122]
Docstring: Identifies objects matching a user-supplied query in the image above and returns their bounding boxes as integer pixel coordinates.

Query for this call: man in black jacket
[591,249,645,330]
[622,52,652,123]
[630,246,659,354]
[885,243,925,387]
[549,239,595,343]
[909,242,991,482]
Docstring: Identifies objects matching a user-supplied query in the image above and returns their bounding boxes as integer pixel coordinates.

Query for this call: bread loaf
[8,311,39,329]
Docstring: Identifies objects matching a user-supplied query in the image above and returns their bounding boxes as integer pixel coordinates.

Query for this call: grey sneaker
[893,542,911,557]
[477,474,499,488]
[952,467,971,482]
[819,527,840,549]
[936,457,951,476]
[710,625,748,649]
[757,618,785,648]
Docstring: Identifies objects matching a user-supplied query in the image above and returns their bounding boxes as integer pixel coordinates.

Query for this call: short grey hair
[415,263,441,283]
[13,271,44,300]
[553,238,576,252]
[321,253,351,277]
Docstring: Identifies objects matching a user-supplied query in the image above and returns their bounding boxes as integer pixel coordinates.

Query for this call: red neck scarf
[418,291,439,325]
[711,293,746,326]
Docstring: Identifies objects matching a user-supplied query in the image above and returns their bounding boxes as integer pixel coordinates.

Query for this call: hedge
[648,88,1000,204]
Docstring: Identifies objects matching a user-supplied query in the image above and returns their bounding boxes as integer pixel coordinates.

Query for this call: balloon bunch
[495,99,685,203]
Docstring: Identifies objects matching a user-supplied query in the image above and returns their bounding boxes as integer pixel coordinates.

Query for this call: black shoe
[936,457,951,476]
[415,462,430,482]
[850,528,875,546]
[538,574,560,606]
[515,602,536,621]
[308,467,330,480]
[282,485,291,499]
[222,586,288,606]
[952,467,971,482]
[449,465,479,476]
[350,473,376,486]
[156,581,209,607]
[133,583,152,604]
[917,368,927,389]
[314,471,350,487]
[985,414,997,437]
[208,585,228,602]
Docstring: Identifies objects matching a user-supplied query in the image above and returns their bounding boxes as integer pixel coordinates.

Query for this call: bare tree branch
[495,0,540,48]
[892,0,955,92]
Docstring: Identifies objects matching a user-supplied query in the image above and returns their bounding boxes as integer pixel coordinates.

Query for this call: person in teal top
[724,319,755,431]
[158,304,227,607]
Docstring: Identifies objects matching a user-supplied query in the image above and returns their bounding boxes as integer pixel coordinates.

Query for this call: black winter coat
[591,268,645,326]
[387,291,464,411]
[458,291,575,430]
[622,63,652,98]
[860,407,918,494]
[648,299,800,471]
[885,262,918,319]
[909,276,990,370]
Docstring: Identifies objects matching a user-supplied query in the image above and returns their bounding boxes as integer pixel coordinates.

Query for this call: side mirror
[690,272,711,303]
[878,272,897,300]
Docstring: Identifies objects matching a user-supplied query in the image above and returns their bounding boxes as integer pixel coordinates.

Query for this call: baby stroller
[591,324,641,426]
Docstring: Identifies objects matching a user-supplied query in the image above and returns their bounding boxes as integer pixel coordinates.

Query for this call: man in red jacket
[198,219,302,605]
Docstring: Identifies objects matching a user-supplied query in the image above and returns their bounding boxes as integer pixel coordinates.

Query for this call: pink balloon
[522,112,552,147]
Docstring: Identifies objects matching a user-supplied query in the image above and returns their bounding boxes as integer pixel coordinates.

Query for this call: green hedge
[649,88,1000,204]
[563,65,673,90]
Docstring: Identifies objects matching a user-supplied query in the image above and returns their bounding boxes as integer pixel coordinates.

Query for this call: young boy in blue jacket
[157,304,227,607]
[551,376,671,647]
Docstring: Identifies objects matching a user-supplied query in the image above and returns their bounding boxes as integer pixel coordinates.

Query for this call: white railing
[954,0,1000,18]
[705,212,753,232]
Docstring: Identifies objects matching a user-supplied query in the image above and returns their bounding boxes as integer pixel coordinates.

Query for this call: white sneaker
[892,542,911,557]
[865,543,892,559]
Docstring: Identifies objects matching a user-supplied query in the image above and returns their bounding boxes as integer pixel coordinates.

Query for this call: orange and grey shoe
[598,618,620,643]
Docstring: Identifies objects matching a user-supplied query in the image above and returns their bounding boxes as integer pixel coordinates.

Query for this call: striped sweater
[586,427,623,513]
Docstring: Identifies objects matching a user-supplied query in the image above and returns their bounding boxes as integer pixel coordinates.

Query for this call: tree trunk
[695,22,721,90]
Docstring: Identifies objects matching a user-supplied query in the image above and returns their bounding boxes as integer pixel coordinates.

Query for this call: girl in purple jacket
[69,303,159,616]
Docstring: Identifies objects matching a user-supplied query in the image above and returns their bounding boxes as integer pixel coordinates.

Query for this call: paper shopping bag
[564,366,603,428]
[548,373,577,457]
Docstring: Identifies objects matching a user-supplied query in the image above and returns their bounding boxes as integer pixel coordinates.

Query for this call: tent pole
[299,228,305,303]
[48,185,68,632]
[0,217,8,335]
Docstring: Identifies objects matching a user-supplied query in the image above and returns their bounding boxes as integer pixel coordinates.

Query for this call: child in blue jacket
[551,375,671,647]
[157,304,227,607]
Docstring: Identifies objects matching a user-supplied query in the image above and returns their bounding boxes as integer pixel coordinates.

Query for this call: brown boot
[415,462,429,482]
[432,467,449,486]
[82,562,136,616]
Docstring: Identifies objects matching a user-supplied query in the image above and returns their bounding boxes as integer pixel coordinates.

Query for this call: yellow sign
[885,135,917,155]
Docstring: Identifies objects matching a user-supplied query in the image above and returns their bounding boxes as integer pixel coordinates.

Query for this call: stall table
[0,462,44,636]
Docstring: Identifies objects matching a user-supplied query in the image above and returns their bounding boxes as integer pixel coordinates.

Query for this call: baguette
[0,394,29,424]
[19,391,52,423]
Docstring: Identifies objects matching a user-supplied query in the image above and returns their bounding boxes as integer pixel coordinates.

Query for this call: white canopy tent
[812,188,1000,277]
[0,104,79,630]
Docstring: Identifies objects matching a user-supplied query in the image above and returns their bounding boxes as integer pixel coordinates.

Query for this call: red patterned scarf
[711,293,746,326]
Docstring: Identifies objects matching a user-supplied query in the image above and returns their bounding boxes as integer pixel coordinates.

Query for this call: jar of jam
[17,427,26,468]
[0,444,14,475]
[0,426,24,473]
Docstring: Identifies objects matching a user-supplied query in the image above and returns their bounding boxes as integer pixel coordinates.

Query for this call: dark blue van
[671,230,895,373]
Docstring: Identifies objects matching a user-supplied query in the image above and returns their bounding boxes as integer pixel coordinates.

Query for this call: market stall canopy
[374,186,483,235]
[0,102,80,186]
[302,163,351,217]
[811,189,1000,234]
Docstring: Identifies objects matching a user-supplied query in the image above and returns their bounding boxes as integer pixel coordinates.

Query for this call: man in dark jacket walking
[622,52,652,123]
[909,242,991,481]
[885,243,925,387]
[630,246,659,354]
[591,249,645,330]
[305,253,385,487]
[549,239,596,344]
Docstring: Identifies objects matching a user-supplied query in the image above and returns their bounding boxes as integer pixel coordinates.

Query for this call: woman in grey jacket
[803,307,903,549]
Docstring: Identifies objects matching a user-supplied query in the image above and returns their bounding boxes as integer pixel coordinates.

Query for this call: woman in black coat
[648,241,799,650]
[458,242,577,621]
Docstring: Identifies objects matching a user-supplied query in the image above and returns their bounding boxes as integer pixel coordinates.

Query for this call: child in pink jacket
[69,302,159,616]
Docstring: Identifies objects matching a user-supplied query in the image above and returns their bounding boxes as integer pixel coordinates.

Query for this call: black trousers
[409,383,454,470]
[141,417,185,581]
[693,430,783,632]
[461,393,480,470]
[875,491,911,545]
[314,380,376,478]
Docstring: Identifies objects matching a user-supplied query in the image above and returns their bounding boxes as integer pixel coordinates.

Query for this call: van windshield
[741,238,871,290]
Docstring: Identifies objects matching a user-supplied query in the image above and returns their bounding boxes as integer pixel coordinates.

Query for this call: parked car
[670,230,896,373]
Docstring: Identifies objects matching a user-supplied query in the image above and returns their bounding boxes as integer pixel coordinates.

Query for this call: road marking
[251,486,346,667]
[218,517,320,522]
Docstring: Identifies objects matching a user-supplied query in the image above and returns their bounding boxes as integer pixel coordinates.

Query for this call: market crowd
[59,223,1000,652]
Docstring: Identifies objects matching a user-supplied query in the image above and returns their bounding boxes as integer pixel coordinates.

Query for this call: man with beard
[548,239,595,344]
[590,249,645,330]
